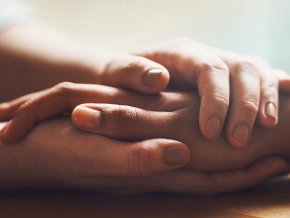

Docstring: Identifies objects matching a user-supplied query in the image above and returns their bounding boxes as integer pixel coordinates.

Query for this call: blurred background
[25,0,290,71]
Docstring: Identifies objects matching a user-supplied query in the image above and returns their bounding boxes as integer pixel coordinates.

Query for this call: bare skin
[1,23,289,146]
[0,118,287,194]
[70,90,290,172]
[1,82,290,173]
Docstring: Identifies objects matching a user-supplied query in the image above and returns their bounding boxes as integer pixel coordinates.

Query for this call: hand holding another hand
[0,117,286,194]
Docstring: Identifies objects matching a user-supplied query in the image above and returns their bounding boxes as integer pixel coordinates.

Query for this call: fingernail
[233,123,249,145]
[164,146,189,166]
[74,107,101,130]
[206,116,221,139]
[143,69,163,87]
[265,102,276,120]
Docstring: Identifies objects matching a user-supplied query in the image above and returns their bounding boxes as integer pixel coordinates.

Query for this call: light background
[26,0,290,71]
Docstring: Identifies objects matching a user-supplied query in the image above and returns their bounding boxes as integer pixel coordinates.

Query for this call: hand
[0,21,172,101]
[70,90,290,172]
[134,38,290,147]
[2,23,289,147]
[0,118,287,194]
[0,82,170,142]
[2,83,290,172]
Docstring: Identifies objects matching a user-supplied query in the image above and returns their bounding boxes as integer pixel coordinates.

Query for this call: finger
[197,62,230,140]
[204,156,288,194]
[226,63,260,148]
[0,83,163,143]
[257,68,279,128]
[147,156,288,194]
[84,136,191,177]
[276,69,290,92]
[135,41,231,139]
[101,55,170,94]
[72,103,176,141]
[0,92,39,121]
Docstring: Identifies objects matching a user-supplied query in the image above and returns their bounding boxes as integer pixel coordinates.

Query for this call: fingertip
[258,103,278,128]
[258,115,278,128]
[226,128,249,149]
[201,115,222,140]
[142,139,191,175]
[0,121,17,143]
[0,103,13,121]
[142,68,170,94]
[163,141,191,167]
[71,105,83,126]
[71,105,101,130]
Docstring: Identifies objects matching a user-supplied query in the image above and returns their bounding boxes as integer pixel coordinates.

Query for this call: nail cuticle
[233,123,250,144]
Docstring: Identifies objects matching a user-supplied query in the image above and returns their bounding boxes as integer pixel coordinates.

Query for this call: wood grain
[1,175,290,218]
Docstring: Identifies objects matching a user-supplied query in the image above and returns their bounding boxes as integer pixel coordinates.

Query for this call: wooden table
[1,176,290,218]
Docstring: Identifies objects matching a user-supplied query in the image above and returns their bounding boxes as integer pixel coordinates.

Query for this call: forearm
[0,21,109,101]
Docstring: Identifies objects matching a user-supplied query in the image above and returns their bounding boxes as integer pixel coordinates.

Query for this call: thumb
[100,54,170,94]
[86,136,191,177]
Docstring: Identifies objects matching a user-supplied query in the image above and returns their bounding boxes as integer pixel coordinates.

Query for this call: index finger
[0,82,163,143]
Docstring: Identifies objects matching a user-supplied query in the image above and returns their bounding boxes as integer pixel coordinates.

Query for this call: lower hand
[0,118,286,194]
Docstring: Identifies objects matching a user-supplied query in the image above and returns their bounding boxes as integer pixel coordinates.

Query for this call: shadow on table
[1,176,290,218]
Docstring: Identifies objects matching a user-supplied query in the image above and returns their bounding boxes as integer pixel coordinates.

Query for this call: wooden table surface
[1,175,290,218]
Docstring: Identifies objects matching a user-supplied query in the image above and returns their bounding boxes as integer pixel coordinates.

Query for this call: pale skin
[1,21,288,147]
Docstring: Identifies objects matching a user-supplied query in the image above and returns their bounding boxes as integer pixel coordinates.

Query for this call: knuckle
[122,60,142,74]
[262,84,278,99]
[240,96,259,114]
[204,92,229,111]
[54,82,75,95]
[212,94,230,108]
[118,105,138,130]
[198,61,229,74]
[15,100,37,121]
[128,145,153,176]
[233,61,259,75]
[107,55,142,75]
[17,100,33,115]
[102,105,138,136]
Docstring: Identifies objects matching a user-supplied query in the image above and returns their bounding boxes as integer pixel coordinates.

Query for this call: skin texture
[0,118,287,194]
[134,38,290,146]
[0,22,289,194]
[0,21,169,101]
[1,83,290,173]
[70,90,290,173]
[1,23,289,147]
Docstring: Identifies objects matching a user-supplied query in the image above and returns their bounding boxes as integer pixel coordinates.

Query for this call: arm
[0,21,169,101]
[0,118,286,194]
[1,28,287,146]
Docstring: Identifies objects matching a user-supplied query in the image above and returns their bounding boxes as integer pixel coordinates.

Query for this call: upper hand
[134,38,290,147]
